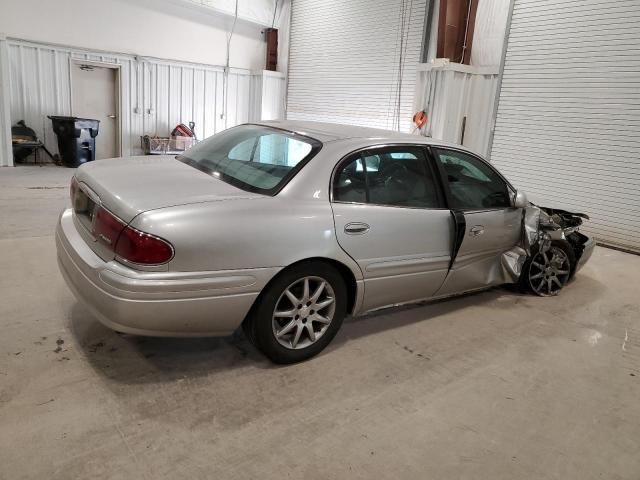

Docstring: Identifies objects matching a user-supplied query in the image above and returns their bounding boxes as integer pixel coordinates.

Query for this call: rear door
[71,63,119,159]
[431,147,522,295]
[331,146,453,312]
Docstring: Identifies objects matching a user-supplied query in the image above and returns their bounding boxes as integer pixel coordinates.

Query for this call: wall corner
[0,36,14,167]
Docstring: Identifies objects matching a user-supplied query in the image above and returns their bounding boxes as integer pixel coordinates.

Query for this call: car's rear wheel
[244,261,347,364]
[523,240,575,296]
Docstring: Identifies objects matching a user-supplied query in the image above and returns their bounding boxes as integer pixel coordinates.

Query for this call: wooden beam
[436,0,448,59]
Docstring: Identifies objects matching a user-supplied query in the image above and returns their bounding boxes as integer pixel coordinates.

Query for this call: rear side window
[434,148,511,210]
[333,147,442,208]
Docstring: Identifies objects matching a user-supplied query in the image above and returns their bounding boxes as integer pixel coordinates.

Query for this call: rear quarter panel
[131,197,363,278]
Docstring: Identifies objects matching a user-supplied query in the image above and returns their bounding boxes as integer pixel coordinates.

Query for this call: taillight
[93,206,174,265]
[94,206,126,248]
[115,226,174,265]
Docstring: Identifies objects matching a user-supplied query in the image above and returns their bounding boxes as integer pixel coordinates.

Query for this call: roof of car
[256,120,428,143]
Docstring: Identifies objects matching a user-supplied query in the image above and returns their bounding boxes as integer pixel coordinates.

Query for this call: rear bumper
[56,208,279,337]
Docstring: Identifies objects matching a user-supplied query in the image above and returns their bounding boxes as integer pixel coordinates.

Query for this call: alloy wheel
[272,276,336,349]
[529,246,571,296]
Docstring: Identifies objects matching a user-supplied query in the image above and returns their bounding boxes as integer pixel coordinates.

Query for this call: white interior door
[72,63,119,159]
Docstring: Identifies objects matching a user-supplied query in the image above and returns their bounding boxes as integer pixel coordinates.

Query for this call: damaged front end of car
[502,204,595,296]
[524,205,593,269]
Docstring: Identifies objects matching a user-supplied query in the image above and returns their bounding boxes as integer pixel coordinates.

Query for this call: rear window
[178,125,322,195]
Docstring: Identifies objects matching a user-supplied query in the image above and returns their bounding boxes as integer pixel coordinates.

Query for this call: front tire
[522,240,576,296]
[244,261,347,364]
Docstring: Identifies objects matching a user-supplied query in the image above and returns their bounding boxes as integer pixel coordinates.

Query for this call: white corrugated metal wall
[0,36,12,166]
[412,0,510,157]
[470,0,511,67]
[287,0,427,132]
[413,62,499,156]
[2,39,285,165]
[250,71,287,122]
[490,0,640,252]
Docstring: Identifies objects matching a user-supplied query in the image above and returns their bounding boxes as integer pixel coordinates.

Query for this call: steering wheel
[482,191,507,208]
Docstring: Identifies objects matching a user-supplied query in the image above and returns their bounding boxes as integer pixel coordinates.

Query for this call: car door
[431,147,522,295]
[331,146,453,312]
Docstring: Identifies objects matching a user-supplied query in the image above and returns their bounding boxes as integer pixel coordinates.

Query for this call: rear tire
[244,261,347,364]
[522,240,576,296]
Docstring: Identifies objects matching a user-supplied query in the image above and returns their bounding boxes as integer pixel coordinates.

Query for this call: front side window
[434,148,511,210]
[333,147,442,208]
[179,125,321,194]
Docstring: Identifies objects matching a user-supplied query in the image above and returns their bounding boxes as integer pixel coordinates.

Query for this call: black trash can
[48,116,100,168]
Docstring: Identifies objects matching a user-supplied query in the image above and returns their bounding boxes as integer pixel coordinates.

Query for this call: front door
[72,63,119,159]
[331,146,452,312]
[431,147,522,295]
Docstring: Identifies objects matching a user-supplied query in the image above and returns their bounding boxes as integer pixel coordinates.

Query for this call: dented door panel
[436,207,523,295]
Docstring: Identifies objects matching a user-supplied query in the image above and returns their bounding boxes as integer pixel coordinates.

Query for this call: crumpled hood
[75,155,259,222]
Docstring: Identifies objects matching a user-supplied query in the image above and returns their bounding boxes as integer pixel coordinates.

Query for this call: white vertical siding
[413,63,499,156]
[287,0,427,132]
[2,39,285,163]
[490,0,640,252]
[470,0,511,67]
[0,37,13,167]
[250,70,286,121]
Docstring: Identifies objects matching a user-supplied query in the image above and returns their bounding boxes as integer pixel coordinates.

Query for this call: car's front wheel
[522,240,575,296]
[244,261,347,364]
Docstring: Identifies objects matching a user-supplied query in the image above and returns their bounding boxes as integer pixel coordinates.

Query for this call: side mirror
[513,190,528,209]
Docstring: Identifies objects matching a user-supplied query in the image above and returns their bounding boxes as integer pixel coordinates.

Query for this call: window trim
[330,144,448,210]
[429,145,516,212]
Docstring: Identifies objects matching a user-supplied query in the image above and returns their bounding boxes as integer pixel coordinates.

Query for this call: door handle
[345,222,370,235]
[469,225,485,237]
[107,115,117,119]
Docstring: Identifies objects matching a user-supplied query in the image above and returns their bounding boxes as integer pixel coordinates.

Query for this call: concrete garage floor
[1,165,639,480]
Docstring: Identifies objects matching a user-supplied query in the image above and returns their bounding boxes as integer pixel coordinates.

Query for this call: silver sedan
[56,121,595,363]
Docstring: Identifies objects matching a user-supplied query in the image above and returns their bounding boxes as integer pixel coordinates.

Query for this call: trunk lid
[75,155,259,222]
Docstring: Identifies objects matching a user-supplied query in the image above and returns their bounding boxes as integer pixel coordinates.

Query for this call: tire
[244,261,347,364]
[522,240,576,296]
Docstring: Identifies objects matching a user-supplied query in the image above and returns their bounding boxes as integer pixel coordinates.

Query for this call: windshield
[178,125,322,195]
